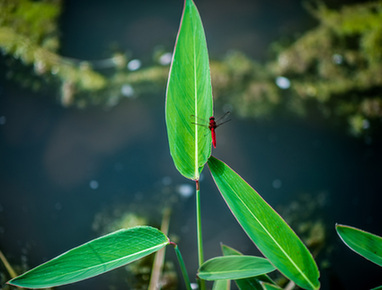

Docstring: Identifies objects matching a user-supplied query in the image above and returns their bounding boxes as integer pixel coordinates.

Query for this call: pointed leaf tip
[208,156,320,290]
[336,224,382,267]
[165,0,213,180]
[8,226,169,288]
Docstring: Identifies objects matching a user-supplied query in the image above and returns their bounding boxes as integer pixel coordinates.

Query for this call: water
[1,0,381,289]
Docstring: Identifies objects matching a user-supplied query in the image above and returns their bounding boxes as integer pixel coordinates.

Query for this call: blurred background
[1,0,381,289]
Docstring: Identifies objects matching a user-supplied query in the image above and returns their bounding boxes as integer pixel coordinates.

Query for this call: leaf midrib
[15,242,168,286]
[221,175,316,289]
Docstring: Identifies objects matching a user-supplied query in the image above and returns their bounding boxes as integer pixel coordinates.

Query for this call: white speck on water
[89,180,99,190]
[272,179,282,189]
[275,76,291,89]
[121,84,134,97]
[162,176,172,186]
[159,52,172,65]
[177,184,194,198]
[332,54,343,65]
[363,119,370,129]
[127,59,141,71]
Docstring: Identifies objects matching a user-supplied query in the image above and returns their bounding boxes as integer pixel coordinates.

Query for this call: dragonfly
[191,111,231,148]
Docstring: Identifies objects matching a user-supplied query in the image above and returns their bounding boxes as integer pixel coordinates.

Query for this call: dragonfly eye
[209,117,215,121]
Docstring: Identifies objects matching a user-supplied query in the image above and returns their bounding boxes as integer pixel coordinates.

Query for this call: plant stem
[149,208,171,290]
[196,181,206,290]
[171,242,192,290]
[0,250,17,278]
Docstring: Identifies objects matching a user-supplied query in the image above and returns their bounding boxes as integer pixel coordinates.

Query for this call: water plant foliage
[7,0,382,289]
[220,243,276,288]
[8,227,169,288]
[198,255,276,281]
[165,0,213,180]
[208,156,320,289]
[336,224,382,267]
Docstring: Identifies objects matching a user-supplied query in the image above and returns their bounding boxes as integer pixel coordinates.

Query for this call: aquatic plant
[336,225,382,268]
[4,0,382,289]
[7,1,320,289]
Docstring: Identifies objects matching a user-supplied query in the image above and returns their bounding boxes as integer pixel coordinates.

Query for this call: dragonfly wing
[215,111,231,123]
[216,118,231,128]
[190,114,209,124]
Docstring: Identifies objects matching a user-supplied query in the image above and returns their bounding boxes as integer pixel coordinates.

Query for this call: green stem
[170,242,192,290]
[196,180,206,290]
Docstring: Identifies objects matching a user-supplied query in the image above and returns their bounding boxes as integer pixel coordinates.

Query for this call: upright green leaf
[336,224,382,267]
[208,156,320,290]
[165,0,213,180]
[8,226,169,288]
[198,256,275,281]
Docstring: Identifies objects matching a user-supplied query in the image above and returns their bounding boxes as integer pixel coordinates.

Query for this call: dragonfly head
[209,116,215,121]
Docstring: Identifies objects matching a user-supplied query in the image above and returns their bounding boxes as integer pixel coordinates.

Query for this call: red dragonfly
[191,111,231,148]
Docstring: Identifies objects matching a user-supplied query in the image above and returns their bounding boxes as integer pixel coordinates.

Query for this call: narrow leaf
[336,224,382,267]
[208,156,320,290]
[8,226,169,288]
[221,244,275,290]
[221,243,242,256]
[198,255,275,281]
[165,0,213,180]
[260,282,283,290]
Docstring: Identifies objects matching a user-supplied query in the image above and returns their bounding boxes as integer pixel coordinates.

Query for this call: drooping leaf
[221,244,275,290]
[208,156,320,290]
[336,224,382,267]
[165,0,213,180]
[8,226,169,288]
[198,255,275,281]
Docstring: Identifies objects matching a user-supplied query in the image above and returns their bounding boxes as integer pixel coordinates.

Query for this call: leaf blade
[198,256,275,281]
[8,226,169,288]
[165,0,213,180]
[260,282,283,290]
[336,224,382,267]
[208,156,320,290]
[221,244,275,290]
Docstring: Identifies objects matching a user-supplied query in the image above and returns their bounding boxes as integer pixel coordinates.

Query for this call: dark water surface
[1,0,381,289]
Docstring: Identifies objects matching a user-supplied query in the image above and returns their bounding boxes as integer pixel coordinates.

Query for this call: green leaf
[336,224,382,267]
[212,279,231,290]
[165,0,213,180]
[221,243,242,256]
[260,282,283,290]
[198,255,275,281]
[208,156,320,290]
[8,226,169,288]
[221,244,275,290]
